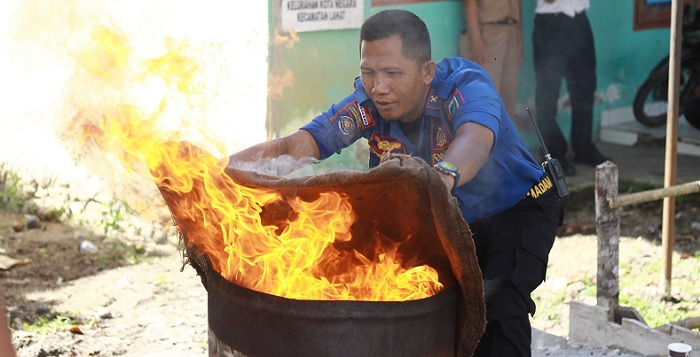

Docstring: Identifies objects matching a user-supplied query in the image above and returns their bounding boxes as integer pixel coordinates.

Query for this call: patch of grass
[623,295,696,328]
[0,162,26,212]
[618,179,660,194]
[578,274,597,298]
[618,254,700,329]
[100,200,132,235]
[95,240,152,267]
[23,314,80,334]
[618,178,700,205]
[540,286,568,322]
[676,189,700,205]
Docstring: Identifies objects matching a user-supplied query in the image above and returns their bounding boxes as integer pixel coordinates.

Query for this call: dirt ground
[1,184,699,356]
[0,210,208,356]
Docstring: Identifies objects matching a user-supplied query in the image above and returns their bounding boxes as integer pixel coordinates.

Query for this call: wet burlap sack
[158,145,485,357]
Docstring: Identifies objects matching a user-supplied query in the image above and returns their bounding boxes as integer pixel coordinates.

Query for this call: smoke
[0,0,268,219]
[229,155,320,178]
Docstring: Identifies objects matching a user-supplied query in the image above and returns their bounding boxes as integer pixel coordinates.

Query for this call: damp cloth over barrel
[156,143,486,357]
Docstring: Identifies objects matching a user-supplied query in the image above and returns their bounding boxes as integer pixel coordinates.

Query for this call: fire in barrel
[155,142,467,357]
[64,21,485,357]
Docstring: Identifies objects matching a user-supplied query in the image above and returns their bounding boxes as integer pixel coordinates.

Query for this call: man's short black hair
[360,9,431,63]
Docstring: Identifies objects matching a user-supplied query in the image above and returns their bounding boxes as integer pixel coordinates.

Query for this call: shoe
[574,147,612,167]
[560,157,576,176]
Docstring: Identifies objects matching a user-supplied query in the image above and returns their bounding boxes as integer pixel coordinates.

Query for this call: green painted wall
[268,1,674,171]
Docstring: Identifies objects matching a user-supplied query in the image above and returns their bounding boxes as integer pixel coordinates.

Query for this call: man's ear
[422,60,436,85]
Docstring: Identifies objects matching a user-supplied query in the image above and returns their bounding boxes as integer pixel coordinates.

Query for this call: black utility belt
[536,10,586,18]
[480,16,518,25]
[525,175,554,200]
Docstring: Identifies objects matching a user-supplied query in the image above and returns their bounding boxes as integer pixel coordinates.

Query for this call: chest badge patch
[436,127,448,147]
[377,138,403,152]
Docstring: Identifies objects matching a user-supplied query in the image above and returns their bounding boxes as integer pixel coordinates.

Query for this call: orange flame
[142,38,201,95]
[273,27,300,48]
[268,28,298,103]
[267,69,295,103]
[67,24,443,301]
[75,26,130,84]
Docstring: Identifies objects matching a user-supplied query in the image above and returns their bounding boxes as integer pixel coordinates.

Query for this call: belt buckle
[480,16,517,26]
[497,16,517,25]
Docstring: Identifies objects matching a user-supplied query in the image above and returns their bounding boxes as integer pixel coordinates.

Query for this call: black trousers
[533,11,597,159]
[470,187,562,357]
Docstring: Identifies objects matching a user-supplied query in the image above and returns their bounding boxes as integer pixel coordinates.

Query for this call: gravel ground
[7,244,650,357]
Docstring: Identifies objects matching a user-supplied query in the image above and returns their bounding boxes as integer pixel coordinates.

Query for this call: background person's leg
[533,14,572,174]
[566,12,610,165]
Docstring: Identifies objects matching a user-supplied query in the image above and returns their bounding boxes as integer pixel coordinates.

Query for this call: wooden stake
[662,0,683,299]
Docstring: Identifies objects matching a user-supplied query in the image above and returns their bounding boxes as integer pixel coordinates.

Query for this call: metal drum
[206,266,457,357]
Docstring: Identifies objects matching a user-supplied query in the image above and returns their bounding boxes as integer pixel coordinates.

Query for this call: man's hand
[228,130,320,176]
[437,170,455,192]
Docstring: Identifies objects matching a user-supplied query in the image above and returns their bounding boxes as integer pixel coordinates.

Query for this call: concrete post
[595,161,620,319]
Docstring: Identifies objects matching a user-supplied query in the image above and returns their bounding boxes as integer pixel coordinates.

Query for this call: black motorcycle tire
[633,66,700,129]
[680,97,700,129]
[633,76,674,127]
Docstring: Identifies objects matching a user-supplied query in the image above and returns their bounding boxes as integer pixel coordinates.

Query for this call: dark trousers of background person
[533,11,597,163]
[470,187,562,357]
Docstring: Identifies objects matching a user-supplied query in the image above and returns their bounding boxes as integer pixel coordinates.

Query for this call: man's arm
[228,130,321,175]
[438,122,494,191]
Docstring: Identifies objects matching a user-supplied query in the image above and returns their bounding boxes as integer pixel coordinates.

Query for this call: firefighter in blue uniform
[230,9,563,357]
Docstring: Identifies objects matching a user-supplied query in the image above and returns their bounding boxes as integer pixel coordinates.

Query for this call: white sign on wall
[281,0,364,33]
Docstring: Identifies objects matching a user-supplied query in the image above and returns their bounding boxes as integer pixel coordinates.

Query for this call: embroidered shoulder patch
[347,105,361,123]
[448,89,466,119]
[337,115,357,135]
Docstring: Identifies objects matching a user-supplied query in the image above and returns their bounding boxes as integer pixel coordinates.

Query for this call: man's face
[360,35,434,123]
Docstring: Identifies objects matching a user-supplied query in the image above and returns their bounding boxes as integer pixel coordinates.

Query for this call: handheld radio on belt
[526,108,570,200]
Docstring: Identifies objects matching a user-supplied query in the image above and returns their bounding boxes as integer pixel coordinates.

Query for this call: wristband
[434,161,460,191]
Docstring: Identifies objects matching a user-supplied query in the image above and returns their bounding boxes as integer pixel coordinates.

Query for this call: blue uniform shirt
[301,57,544,223]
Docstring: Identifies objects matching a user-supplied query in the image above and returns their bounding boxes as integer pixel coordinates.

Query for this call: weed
[126,245,147,264]
[99,200,133,235]
[0,162,26,212]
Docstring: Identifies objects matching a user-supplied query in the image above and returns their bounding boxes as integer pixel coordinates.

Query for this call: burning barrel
[203,251,458,357]
[155,143,485,357]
